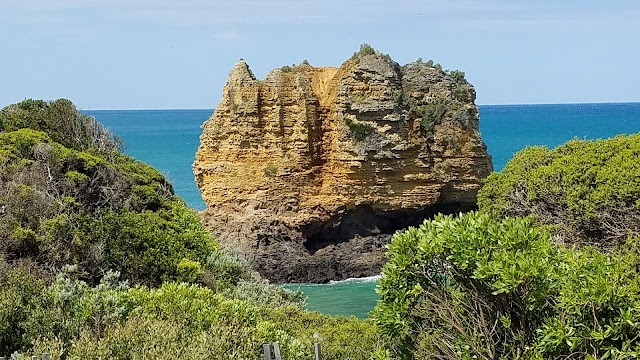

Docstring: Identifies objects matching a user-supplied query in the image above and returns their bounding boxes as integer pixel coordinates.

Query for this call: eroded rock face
[194,53,493,283]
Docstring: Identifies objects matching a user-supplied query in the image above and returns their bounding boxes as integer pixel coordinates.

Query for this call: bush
[373,211,640,359]
[449,69,465,80]
[0,99,216,286]
[0,99,121,153]
[202,248,251,291]
[452,84,471,102]
[20,279,380,359]
[0,260,48,354]
[352,43,376,58]
[420,104,445,132]
[345,118,376,141]
[223,280,306,309]
[101,204,216,286]
[478,134,640,247]
[21,266,130,349]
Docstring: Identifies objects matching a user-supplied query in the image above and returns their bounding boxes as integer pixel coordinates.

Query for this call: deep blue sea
[86,102,640,318]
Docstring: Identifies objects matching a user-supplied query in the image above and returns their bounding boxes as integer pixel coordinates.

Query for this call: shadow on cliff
[301,202,477,255]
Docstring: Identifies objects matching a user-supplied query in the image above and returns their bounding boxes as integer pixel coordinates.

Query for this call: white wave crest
[329,275,381,284]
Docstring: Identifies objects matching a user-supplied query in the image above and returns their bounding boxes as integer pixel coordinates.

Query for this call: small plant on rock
[345,118,375,141]
[263,163,278,177]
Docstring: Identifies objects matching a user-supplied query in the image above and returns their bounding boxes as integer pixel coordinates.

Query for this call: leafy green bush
[0,99,217,286]
[452,84,471,102]
[373,211,640,359]
[353,43,376,58]
[0,99,121,153]
[222,280,306,309]
[420,104,445,132]
[0,259,48,354]
[478,134,640,247]
[100,204,216,286]
[449,69,465,80]
[15,276,380,359]
[21,266,130,349]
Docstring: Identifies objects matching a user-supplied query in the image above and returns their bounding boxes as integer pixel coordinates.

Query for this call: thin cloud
[2,0,638,30]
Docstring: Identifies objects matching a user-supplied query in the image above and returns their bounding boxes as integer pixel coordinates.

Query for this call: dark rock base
[201,202,475,284]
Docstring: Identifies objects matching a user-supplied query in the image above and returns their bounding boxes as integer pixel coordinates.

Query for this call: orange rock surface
[194,52,492,283]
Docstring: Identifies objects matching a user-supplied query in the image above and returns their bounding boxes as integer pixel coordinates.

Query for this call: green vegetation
[353,43,376,58]
[1,264,384,359]
[345,118,376,141]
[351,43,393,63]
[373,133,640,359]
[448,69,465,80]
[0,269,379,359]
[406,98,446,134]
[374,211,640,359]
[452,84,471,102]
[0,99,382,359]
[263,163,278,177]
[0,99,120,153]
[479,134,640,247]
[0,99,213,286]
[280,65,298,73]
[420,104,445,133]
[402,60,472,138]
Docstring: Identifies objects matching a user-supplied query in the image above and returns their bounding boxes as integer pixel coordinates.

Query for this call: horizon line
[80,100,640,112]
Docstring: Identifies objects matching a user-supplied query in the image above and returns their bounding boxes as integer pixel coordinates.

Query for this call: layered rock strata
[194,52,493,283]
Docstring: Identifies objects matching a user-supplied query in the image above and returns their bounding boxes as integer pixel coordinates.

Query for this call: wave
[329,275,381,284]
[282,275,381,288]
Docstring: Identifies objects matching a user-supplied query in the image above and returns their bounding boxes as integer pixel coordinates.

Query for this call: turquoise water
[282,276,381,319]
[87,102,640,319]
[85,109,210,210]
[480,103,640,171]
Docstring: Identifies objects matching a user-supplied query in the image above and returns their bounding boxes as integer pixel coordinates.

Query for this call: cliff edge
[194,48,493,283]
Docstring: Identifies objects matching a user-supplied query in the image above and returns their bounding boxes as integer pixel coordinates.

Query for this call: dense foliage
[0,99,120,153]
[374,211,640,359]
[0,265,383,359]
[0,99,215,285]
[478,135,640,247]
[0,99,382,359]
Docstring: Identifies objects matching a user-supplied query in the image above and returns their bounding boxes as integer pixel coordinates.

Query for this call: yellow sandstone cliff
[194,50,492,283]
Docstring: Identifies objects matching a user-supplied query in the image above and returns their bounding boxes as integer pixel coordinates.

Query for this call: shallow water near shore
[283,276,380,319]
[87,102,640,318]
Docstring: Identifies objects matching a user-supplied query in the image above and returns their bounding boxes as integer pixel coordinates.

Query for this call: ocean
[86,102,640,319]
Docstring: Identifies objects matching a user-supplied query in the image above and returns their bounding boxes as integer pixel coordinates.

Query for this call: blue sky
[1,0,639,109]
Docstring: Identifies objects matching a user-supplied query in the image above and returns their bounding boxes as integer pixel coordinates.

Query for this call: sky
[1,0,639,109]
